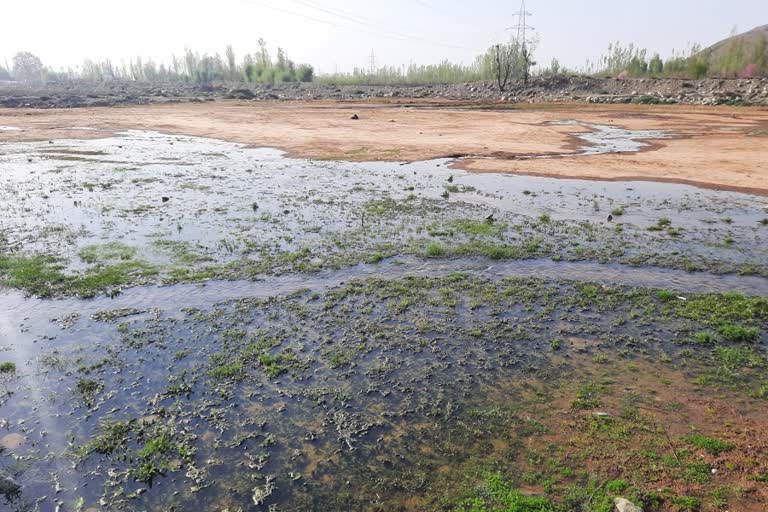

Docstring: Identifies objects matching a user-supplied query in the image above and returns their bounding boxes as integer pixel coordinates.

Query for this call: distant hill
[700,25,768,77]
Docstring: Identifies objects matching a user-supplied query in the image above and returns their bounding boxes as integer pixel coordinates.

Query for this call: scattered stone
[252,476,275,505]
[615,497,643,512]
[350,113,359,120]
[0,433,25,450]
[162,196,170,202]
[0,472,20,496]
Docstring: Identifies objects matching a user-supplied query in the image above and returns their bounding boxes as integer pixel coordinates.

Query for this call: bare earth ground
[1,100,768,194]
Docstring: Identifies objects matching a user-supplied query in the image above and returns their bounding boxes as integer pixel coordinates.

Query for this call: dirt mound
[1,76,767,108]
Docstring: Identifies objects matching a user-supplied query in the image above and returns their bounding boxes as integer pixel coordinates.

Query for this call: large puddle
[1,124,767,511]
[538,120,670,157]
[0,269,766,511]
[1,129,766,287]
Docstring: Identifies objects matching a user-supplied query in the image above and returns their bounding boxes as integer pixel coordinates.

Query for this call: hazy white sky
[0,0,764,74]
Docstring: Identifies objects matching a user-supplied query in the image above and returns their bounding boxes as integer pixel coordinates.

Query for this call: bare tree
[492,44,516,91]
[225,45,236,80]
[12,51,44,82]
[520,43,536,84]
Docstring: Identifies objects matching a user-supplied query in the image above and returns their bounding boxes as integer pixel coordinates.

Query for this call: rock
[161,197,170,202]
[484,213,495,223]
[350,113,359,120]
[607,214,613,222]
[226,88,255,100]
[0,472,20,496]
[615,497,643,512]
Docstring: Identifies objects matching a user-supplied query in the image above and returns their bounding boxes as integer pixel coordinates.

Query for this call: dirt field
[2,100,768,195]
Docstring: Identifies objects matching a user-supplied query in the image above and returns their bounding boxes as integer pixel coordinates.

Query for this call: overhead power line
[412,0,446,14]
[289,0,482,51]
[244,0,484,52]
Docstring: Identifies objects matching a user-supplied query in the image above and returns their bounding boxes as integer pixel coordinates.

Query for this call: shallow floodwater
[1,129,766,279]
[1,268,766,511]
[1,126,768,511]
[539,120,669,156]
[1,257,767,322]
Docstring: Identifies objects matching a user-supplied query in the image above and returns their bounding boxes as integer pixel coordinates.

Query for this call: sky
[0,0,765,74]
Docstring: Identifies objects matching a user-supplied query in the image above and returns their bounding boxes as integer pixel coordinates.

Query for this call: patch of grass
[152,239,210,265]
[133,432,178,484]
[669,495,700,511]
[684,434,735,456]
[75,377,103,406]
[551,339,561,351]
[657,290,677,302]
[92,420,132,455]
[257,353,288,378]
[572,382,601,410]
[675,293,768,327]
[604,479,630,493]
[208,359,245,381]
[0,362,16,373]
[0,254,68,298]
[718,324,759,343]
[451,219,507,237]
[697,346,767,388]
[73,261,159,298]
[78,242,137,264]
[365,252,385,264]
[647,218,672,232]
[693,332,716,345]
[457,473,556,512]
[328,348,356,368]
[611,207,625,216]
[425,242,445,257]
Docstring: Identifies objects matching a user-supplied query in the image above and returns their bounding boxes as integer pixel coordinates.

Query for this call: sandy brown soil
[1,100,767,195]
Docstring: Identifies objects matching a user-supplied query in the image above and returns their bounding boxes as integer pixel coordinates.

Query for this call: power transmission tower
[506,0,536,83]
[368,50,377,75]
[507,0,534,46]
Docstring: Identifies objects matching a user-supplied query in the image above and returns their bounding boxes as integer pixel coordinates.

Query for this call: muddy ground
[0,99,767,511]
[2,101,768,194]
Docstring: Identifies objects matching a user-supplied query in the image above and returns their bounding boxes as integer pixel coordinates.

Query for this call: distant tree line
[2,31,765,87]
[318,60,487,86]
[571,33,768,79]
[0,41,314,85]
[319,41,537,87]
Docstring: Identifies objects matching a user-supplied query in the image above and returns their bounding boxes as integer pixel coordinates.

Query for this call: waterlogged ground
[0,129,767,298]
[0,273,766,511]
[1,126,768,511]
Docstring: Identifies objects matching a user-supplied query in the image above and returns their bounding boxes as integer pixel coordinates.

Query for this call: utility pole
[368,50,377,75]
